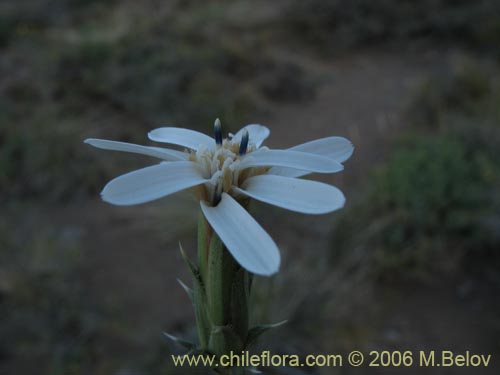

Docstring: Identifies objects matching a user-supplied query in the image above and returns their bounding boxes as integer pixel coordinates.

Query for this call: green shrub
[332,134,499,279]
[373,136,488,234]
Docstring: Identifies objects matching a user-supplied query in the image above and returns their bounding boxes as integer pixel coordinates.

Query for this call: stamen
[214,118,222,146]
[238,129,249,156]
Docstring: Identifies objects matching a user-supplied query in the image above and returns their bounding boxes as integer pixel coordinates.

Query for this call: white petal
[291,136,354,163]
[84,139,187,161]
[269,137,353,178]
[240,149,343,173]
[236,175,345,214]
[102,161,206,205]
[232,124,270,148]
[148,127,214,150]
[200,193,280,276]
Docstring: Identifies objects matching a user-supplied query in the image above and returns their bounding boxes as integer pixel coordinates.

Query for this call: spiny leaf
[245,320,288,349]
[163,332,196,351]
[179,241,200,282]
[179,242,210,349]
[177,278,194,303]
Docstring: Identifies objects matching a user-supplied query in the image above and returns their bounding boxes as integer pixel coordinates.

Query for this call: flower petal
[102,161,206,205]
[84,139,187,161]
[269,137,353,178]
[239,149,343,173]
[232,124,270,148]
[200,193,280,276]
[236,175,345,214]
[148,127,214,150]
[291,136,354,163]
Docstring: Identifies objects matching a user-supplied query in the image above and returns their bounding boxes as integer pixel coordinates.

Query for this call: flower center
[187,120,270,205]
[189,136,257,202]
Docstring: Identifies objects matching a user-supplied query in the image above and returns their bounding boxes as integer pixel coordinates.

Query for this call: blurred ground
[1,1,500,374]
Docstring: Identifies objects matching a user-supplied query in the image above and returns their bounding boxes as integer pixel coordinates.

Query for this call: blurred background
[1,0,500,374]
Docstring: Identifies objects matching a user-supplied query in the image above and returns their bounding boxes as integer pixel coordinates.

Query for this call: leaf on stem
[163,332,197,351]
[177,278,194,303]
[245,320,288,349]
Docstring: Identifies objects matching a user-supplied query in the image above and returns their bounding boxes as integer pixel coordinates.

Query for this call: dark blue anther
[214,118,222,145]
[238,129,249,156]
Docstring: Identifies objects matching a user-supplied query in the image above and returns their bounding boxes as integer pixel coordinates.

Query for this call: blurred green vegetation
[331,57,500,279]
[286,0,500,54]
[0,215,106,375]
[0,120,111,200]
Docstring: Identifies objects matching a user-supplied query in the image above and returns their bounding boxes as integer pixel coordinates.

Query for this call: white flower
[85,121,353,276]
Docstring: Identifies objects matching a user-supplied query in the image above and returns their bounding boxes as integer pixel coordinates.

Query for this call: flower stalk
[193,210,251,373]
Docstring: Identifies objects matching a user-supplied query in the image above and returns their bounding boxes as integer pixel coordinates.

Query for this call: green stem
[195,211,251,373]
[197,212,210,284]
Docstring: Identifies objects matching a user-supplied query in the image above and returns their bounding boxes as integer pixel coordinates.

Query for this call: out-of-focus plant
[0,122,111,201]
[333,135,500,279]
[410,58,499,126]
[285,0,500,54]
[0,220,105,375]
[52,18,310,129]
[330,57,500,279]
